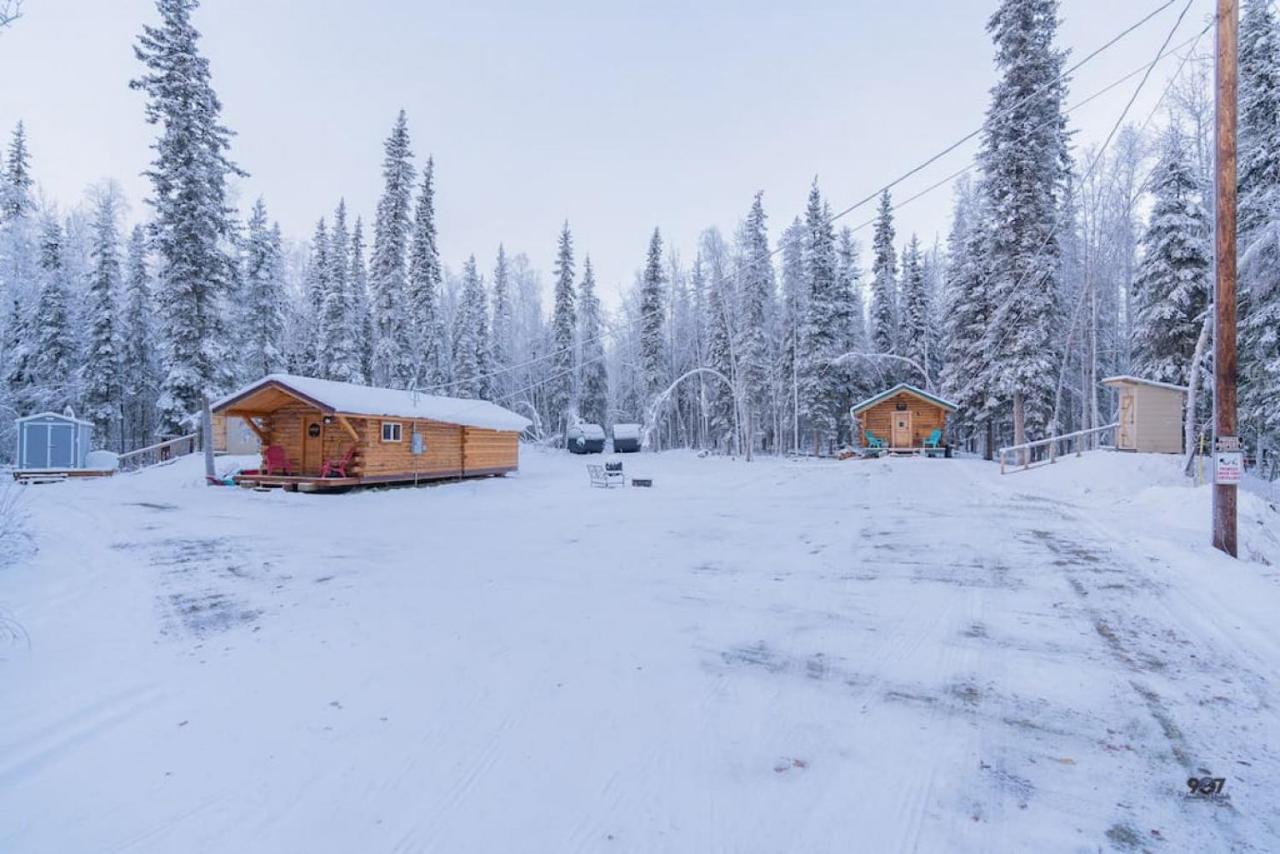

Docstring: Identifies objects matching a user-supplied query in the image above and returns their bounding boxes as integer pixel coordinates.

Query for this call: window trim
[381,421,403,443]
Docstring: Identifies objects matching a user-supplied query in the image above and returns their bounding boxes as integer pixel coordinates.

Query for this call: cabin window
[381,422,403,442]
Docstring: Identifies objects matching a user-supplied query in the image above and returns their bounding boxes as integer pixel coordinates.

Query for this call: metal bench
[587,461,626,488]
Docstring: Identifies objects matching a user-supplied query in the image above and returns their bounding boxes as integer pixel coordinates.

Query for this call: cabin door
[891,410,912,448]
[301,415,324,475]
[1118,391,1136,450]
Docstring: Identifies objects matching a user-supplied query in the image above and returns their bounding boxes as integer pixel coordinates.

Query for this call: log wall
[252,405,519,482]
[859,393,948,448]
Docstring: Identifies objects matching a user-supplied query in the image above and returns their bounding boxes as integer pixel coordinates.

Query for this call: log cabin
[211,374,531,491]
[852,383,957,452]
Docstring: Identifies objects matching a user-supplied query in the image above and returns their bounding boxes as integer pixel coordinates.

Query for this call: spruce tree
[348,218,373,384]
[778,217,807,449]
[2,121,33,221]
[1239,0,1280,240]
[639,227,667,403]
[701,234,738,450]
[868,190,899,362]
[2,296,35,416]
[1132,129,1211,386]
[132,0,242,431]
[736,191,773,452]
[798,182,842,453]
[834,226,870,439]
[944,184,998,454]
[369,111,415,387]
[303,217,329,376]
[490,244,514,400]
[577,256,608,425]
[408,157,445,387]
[898,235,931,388]
[82,193,123,446]
[323,200,361,382]
[451,255,490,399]
[548,221,577,431]
[240,198,286,381]
[32,215,74,412]
[979,0,1070,445]
[1238,0,1280,453]
[120,225,158,448]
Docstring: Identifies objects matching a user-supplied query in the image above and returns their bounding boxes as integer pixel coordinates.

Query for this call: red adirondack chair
[321,445,357,478]
[264,444,293,476]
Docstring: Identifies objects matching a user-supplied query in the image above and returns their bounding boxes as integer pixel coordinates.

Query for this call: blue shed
[15,412,94,470]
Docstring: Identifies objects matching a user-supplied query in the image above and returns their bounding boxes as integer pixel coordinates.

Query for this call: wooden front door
[891,410,912,448]
[301,416,324,475]
[1118,391,1136,450]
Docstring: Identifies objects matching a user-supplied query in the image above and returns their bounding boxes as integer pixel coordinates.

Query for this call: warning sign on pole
[1214,436,1243,485]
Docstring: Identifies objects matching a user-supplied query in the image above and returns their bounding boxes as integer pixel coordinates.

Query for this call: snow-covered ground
[1,448,1278,852]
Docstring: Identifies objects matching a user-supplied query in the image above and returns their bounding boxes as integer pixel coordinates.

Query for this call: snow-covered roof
[15,410,94,427]
[568,423,606,440]
[612,423,641,440]
[850,383,958,415]
[213,374,532,433]
[1100,375,1188,393]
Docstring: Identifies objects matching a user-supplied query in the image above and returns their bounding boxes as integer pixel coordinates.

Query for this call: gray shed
[1102,376,1187,454]
[15,411,94,470]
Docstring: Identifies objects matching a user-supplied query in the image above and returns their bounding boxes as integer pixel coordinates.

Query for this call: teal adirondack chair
[923,428,944,457]
[864,430,886,455]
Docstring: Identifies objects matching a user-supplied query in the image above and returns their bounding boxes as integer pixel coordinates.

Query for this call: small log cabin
[852,383,958,451]
[211,374,531,490]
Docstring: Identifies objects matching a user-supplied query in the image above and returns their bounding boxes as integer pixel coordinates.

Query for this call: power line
[984,0,1200,368]
[419,0,1200,417]
[845,20,1212,236]
[415,0,1191,399]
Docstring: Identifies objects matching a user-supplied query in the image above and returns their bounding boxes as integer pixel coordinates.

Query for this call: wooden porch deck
[233,474,361,492]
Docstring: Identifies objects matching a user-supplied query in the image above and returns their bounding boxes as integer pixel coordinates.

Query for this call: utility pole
[1213,0,1240,557]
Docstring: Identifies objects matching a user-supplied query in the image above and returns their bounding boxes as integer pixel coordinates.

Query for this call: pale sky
[0,0,1211,304]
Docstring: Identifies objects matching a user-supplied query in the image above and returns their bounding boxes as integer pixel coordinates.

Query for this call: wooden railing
[117,433,200,472]
[998,423,1119,475]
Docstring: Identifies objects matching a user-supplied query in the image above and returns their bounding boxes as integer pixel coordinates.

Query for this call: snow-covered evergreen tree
[1132,129,1211,386]
[942,179,995,451]
[303,217,329,376]
[577,255,608,426]
[835,226,868,415]
[898,235,931,388]
[548,222,577,431]
[778,217,806,450]
[239,198,286,381]
[408,157,445,387]
[868,190,899,362]
[369,111,415,388]
[736,192,772,451]
[2,121,33,221]
[81,192,123,446]
[450,255,490,399]
[797,182,842,452]
[323,200,361,382]
[979,0,1070,445]
[490,244,514,401]
[701,232,738,450]
[131,0,243,431]
[120,225,159,448]
[639,227,667,403]
[1239,0,1280,240]
[32,215,75,412]
[348,217,373,384]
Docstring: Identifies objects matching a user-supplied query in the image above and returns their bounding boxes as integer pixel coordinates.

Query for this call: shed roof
[850,383,958,415]
[212,374,532,433]
[15,410,94,427]
[1100,375,1188,394]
